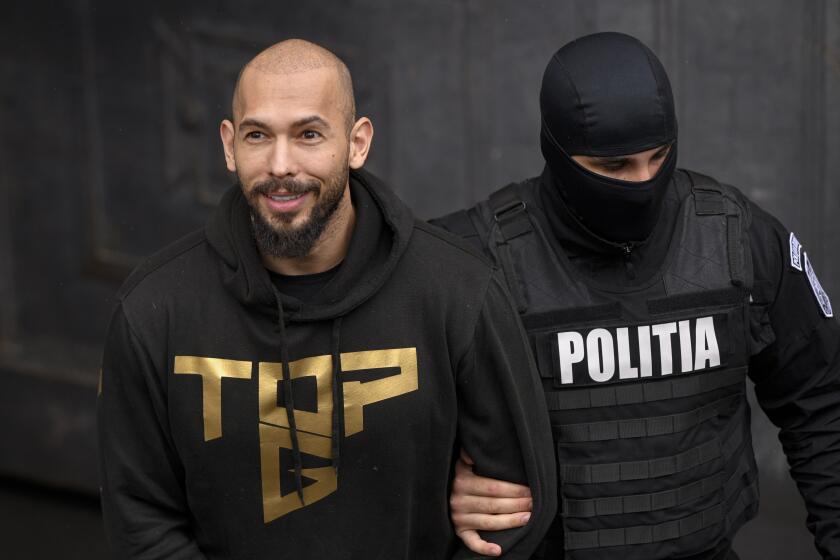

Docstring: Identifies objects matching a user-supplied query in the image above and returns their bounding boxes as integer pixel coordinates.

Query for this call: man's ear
[348,117,373,169]
[220,119,237,172]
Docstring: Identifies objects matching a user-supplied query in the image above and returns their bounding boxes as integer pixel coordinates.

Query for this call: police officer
[434,32,840,559]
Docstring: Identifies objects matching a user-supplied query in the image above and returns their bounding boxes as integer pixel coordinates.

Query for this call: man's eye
[302,130,322,140]
[245,131,265,140]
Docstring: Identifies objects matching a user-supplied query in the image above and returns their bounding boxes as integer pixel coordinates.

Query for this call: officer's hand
[450,450,533,557]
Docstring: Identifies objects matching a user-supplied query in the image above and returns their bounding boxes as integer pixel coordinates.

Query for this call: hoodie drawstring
[271,286,345,505]
[330,317,344,476]
[273,290,306,506]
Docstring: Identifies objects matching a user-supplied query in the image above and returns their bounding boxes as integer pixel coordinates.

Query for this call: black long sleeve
[746,203,840,559]
[98,304,208,559]
[454,271,558,559]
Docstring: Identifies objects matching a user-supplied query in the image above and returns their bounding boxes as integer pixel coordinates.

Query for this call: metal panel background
[1,1,838,557]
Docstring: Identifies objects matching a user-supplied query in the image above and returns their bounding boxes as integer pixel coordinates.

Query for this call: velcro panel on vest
[559,413,746,485]
[545,366,746,411]
[646,287,748,316]
[523,302,623,334]
[555,394,740,443]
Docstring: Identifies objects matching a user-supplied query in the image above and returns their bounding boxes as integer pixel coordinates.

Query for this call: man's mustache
[251,177,320,196]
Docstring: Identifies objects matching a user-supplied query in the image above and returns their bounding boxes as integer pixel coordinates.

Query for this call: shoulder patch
[804,252,833,318]
[789,232,803,271]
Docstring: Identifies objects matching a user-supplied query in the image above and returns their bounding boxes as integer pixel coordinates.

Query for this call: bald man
[97,39,556,559]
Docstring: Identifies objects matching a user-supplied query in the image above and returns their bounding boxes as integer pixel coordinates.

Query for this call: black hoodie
[97,169,557,559]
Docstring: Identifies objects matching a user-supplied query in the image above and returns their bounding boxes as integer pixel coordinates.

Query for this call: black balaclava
[540,32,678,243]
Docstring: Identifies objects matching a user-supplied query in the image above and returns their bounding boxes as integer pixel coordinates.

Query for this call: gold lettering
[182,348,419,523]
[258,356,333,436]
[341,348,419,436]
[258,423,337,522]
[173,356,252,441]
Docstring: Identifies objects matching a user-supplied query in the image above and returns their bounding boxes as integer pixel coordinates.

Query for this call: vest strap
[563,477,758,550]
[560,411,746,484]
[488,184,531,313]
[563,437,754,518]
[555,394,740,443]
[564,504,724,550]
[687,170,725,216]
[565,472,723,518]
[490,184,533,242]
[727,215,745,287]
[545,366,746,411]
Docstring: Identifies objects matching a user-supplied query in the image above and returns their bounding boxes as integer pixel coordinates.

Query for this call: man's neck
[261,188,356,276]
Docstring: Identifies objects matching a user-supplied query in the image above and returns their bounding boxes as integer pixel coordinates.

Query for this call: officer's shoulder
[412,219,493,268]
[116,228,209,304]
[681,168,788,241]
[676,168,750,207]
[680,168,789,269]
[429,176,541,241]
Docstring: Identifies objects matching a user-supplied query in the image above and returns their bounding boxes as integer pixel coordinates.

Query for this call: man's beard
[244,168,348,259]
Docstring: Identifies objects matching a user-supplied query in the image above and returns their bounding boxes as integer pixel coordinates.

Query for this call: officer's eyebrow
[653,144,671,157]
[591,145,670,163]
[591,155,630,163]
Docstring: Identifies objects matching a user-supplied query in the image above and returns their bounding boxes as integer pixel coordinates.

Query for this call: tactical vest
[463,171,759,559]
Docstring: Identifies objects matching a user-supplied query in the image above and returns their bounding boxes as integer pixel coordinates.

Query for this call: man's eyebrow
[237,115,331,131]
[238,117,270,129]
[291,115,331,129]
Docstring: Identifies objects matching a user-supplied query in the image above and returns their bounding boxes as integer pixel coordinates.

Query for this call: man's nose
[268,139,297,177]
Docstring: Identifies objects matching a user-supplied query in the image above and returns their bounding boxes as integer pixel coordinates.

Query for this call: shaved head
[232,39,356,131]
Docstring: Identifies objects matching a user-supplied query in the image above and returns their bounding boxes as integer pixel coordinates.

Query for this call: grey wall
[1,1,838,557]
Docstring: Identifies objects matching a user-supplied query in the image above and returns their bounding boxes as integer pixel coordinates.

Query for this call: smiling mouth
[261,190,312,214]
[267,192,305,202]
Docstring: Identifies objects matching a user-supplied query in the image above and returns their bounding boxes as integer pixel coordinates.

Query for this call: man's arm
[747,207,840,558]
[432,208,540,556]
[98,304,207,559]
[453,271,557,559]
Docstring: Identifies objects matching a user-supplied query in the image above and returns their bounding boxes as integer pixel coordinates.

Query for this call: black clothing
[537,168,681,288]
[269,265,340,302]
[540,32,677,158]
[432,170,840,559]
[540,32,678,242]
[97,169,557,559]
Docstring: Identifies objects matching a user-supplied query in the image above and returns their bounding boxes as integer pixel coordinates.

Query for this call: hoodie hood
[205,168,415,322]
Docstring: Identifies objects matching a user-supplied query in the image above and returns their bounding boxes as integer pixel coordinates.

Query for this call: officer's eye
[301,130,322,141]
[600,160,627,172]
[245,131,265,141]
